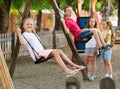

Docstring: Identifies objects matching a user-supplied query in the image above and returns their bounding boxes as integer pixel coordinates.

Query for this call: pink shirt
[65,18,82,41]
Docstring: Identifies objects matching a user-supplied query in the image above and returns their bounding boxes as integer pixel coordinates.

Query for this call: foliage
[10,0,25,13]
[56,0,67,9]
[4,0,119,16]
[31,0,52,11]
[0,0,4,5]
[11,0,24,10]
[97,0,118,15]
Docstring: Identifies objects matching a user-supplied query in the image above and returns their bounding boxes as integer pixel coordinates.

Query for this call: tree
[9,0,32,77]
[0,0,11,33]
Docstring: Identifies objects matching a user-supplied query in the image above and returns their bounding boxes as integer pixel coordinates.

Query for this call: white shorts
[85,48,95,56]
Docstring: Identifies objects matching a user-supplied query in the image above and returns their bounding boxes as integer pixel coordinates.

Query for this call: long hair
[107,21,115,44]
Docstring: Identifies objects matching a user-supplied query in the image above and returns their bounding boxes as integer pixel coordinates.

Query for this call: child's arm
[78,0,84,16]
[16,27,26,45]
[104,31,111,43]
[60,18,70,34]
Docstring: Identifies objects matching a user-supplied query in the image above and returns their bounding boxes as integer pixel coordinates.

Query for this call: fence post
[100,77,115,89]
[0,47,14,89]
[66,77,82,89]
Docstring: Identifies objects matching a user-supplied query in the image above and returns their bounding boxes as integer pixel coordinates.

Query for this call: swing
[22,33,51,64]
[76,0,95,52]
[76,16,91,52]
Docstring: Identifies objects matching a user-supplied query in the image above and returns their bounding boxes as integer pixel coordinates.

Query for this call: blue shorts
[78,30,93,43]
[100,49,112,60]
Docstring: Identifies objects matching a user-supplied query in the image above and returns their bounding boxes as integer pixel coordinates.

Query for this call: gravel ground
[1,44,120,89]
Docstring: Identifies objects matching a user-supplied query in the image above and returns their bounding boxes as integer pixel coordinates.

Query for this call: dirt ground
[1,44,120,89]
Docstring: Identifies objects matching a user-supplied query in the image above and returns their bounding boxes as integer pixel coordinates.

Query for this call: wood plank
[0,47,14,89]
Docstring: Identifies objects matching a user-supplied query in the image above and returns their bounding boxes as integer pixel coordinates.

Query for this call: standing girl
[84,17,97,81]
[100,20,114,78]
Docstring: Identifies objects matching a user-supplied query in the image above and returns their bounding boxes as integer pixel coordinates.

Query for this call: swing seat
[35,57,48,64]
[76,42,85,53]
[34,57,52,64]
[76,17,90,53]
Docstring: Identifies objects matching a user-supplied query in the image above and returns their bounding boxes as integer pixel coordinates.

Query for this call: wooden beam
[49,0,88,79]
[9,0,32,78]
[0,47,14,89]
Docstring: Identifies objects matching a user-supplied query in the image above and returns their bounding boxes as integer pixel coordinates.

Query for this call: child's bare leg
[83,56,89,74]
[90,29,103,48]
[50,50,72,72]
[91,57,96,76]
[106,60,112,75]
[96,29,106,46]
[104,61,108,75]
[56,49,84,68]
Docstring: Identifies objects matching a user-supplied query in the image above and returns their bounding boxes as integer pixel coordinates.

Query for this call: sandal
[66,69,78,77]
[73,66,86,71]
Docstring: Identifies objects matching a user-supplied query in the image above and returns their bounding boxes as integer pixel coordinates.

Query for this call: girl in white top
[84,17,97,81]
[16,18,85,77]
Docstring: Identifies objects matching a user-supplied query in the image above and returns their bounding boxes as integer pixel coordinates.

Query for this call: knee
[56,49,63,54]
[91,28,100,33]
[52,49,63,55]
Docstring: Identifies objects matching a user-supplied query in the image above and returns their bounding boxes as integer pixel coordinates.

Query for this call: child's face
[89,18,96,28]
[65,7,74,17]
[23,19,34,32]
[101,21,107,29]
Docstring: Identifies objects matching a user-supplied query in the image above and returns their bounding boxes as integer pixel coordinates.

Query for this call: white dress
[23,32,53,61]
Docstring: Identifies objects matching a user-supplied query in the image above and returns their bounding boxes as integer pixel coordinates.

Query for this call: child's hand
[78,0,84,5]
[92,0,97,4]
[16,27,21,34]
[60,18,64,22]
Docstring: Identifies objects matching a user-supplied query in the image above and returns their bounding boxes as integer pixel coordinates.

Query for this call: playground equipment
[66,77,82,89]
[76,17,90,53]
[50,0,88,79]
[100,77,115,89]
[0,47,14,89]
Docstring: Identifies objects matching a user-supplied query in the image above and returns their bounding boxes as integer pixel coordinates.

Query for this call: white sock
[109,74,113,78]
[105,74,109,77]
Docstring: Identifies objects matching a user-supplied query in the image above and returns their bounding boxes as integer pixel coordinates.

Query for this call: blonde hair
[107,21,115,45]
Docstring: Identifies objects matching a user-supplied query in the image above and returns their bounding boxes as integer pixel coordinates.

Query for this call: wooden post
[66,77,82,89]
[100,77,115,89]
[9,0,32,78]
[0,47,14,89]
[49,0,88,79]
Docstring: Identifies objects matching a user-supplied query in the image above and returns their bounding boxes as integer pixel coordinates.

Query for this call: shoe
[66,70,78,77]
[89,76,94,81]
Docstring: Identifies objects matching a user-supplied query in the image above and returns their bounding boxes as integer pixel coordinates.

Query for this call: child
[100,20,114,78]
[63,5,109,51]
[16,17,85,77]
[84,17,97,81]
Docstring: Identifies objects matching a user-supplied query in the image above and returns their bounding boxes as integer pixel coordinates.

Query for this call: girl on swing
[16,17,85,77]
[61,0,110,52]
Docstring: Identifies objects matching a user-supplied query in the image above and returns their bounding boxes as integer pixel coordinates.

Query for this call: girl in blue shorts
[100,20,114,78]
